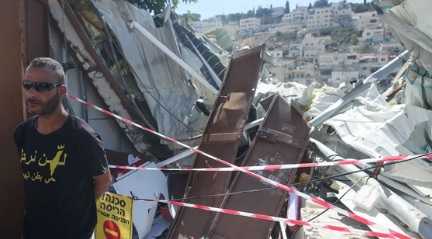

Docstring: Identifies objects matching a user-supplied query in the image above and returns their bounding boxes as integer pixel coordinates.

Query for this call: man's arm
[80,125,112,199]
[94,170,112,199]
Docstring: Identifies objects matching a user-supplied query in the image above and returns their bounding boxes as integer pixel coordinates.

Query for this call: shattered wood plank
[167,46,264,238]
[208,95,310,239]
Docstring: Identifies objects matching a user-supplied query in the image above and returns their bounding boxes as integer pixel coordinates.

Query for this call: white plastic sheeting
[92,0,209,140]
[383,0,432,109]
[315,83,432,219]
[114,162,169,238]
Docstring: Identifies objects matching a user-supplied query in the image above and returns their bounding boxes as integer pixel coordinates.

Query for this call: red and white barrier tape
[136,197,409,239]
[68,94,412,238]
[108,154,431,172]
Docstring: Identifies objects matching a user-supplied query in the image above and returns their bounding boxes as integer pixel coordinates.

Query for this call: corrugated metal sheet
[168,46,264,238]
[92,0,210,141]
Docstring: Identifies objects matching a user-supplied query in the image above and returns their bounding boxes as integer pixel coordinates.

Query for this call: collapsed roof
[43,0,432,238]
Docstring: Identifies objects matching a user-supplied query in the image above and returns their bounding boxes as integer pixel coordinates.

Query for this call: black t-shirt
[14,115,109,239]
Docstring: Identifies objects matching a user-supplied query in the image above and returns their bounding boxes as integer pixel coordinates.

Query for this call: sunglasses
[22,80,63,92]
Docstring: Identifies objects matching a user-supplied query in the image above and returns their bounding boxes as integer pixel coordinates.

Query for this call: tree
[313,0,330,8]
[285,1,290,13]
[308,3,313,9]
[182,11,201,23]
[256,6,272,17]
[128,0,197,15]
[246,9,256,18]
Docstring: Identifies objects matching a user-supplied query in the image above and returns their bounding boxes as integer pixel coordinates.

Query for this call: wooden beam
[0,0,26,237]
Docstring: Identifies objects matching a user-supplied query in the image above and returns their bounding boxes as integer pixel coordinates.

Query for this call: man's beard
[27,93,61,116]
[40,93,61,115]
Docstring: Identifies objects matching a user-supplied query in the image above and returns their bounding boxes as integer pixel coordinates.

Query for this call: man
[14,57,112,239]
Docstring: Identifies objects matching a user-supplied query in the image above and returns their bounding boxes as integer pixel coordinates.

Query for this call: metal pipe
[156,147,197,168]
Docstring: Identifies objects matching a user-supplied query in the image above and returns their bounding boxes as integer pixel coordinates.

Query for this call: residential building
[331,2,353,17]
[318,53,344,69]
[357,53,392,75]
[361,27,385,43]
[331,3,354,28]
[284,63,319,84]
[329,70,360,86]
[353,11,382,31]
[287,42,302,58]
[344,53,360,65]
[306,7,335,30]
[302,33,332,59]
[240,17,261,32]
[267,59,296,81]
[319,52,360,70]
[268,49,284,58]
[282,6,308,28]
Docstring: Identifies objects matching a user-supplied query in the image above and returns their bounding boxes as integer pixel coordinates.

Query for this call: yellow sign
[95,192,133,239]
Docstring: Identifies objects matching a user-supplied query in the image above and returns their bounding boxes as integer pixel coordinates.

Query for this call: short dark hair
[26,57,65,83]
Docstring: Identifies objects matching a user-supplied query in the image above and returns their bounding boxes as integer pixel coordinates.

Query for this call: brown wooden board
[207,95,310,239]
[167,46,264,238]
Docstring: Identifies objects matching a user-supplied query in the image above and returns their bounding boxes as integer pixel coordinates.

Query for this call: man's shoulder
[15,116,36,131]
[14,116,36,146]
[69,115,102,142]
[14,116,36,136]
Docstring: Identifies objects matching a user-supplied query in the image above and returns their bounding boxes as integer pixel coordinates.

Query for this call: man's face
[23,68,63,116]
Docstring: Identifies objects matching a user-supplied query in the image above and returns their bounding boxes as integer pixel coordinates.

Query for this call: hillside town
[190,0,403,88]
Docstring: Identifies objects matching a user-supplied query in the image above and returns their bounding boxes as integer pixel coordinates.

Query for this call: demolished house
[6,0,432,238]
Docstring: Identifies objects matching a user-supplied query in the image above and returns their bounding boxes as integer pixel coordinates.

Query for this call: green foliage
[273,31,297,42]
[351,3,374,13]
[313,0,330,8]
[207,29,234,52]
[256,6,272,18]
[285,1,290,13]
[127,0,197,14]
[181,11,201,23]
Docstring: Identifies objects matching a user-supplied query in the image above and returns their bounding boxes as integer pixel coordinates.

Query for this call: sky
[177,0,363,19]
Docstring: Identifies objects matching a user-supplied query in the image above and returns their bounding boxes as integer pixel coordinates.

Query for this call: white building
[287,43,302,58]
[268,49,284,58]
[285,63,319,84]
[282,6,308,28]
[239,17,261,32]
[357,53,392,75]
[319,52,360,68]
[361,27,385,43]
[331,2,353,16]
[306,7,335,30]
[318,53,344,69]
[353,11,382,31]
[329,70,360,86]
[302,33,331,59]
